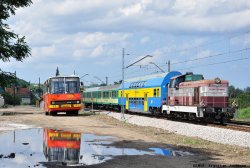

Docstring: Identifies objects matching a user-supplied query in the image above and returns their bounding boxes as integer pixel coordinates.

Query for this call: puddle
[0,122,34,131]
[0,128,193,167]
[0,112,33,116]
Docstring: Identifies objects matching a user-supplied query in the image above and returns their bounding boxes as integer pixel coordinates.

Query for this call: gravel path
[101,111,250,148]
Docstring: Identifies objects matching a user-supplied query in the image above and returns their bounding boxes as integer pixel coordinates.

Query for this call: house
[5,87,31,104]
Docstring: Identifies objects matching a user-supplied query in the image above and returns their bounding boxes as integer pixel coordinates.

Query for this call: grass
[237,107,250,119]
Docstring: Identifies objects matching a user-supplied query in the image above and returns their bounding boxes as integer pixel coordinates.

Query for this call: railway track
[84,107,250,133]
[209,122,250,133]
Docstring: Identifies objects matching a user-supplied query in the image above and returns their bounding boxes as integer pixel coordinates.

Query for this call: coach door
[144,93,148,112]
[126,93,129,110]
[194,87,199,105]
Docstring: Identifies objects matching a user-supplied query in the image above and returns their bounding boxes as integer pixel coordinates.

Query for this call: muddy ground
[0,106,250,168]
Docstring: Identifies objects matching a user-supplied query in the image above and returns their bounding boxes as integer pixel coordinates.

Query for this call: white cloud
[119,3,143,16]
[32,45,57,58]
[70,32,130,59]
[3,0,250,88]
[91,45,104,57]
[195,50,214,59]
[140,36,150,44]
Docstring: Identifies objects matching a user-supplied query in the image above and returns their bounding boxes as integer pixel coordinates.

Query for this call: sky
[1,0,250,88]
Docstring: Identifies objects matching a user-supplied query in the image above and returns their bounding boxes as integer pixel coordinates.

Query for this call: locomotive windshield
[49,77,80,94]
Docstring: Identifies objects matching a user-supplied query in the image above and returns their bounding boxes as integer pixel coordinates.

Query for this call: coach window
[154,89,156,97]
[156,89,160,97]
[132,83,135,88]
[115,91,118,98]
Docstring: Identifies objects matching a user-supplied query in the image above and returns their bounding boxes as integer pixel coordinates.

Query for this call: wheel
[220,116,227,125]
[51,111,57,116]
[45,112,49,115]
[73,110,79,116]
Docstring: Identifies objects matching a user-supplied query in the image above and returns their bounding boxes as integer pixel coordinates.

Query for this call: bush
[1,92,21,105]
[238,92,250,109]
[237,107,250,119]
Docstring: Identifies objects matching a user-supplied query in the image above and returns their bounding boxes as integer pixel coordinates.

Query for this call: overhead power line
[171,47,250,65]
[168,30,250,58]
[177,56,250,71]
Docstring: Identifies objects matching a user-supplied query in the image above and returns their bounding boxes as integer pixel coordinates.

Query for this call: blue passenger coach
[118,71,181,114]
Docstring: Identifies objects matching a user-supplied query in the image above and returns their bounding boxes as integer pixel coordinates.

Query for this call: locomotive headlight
[215,77,221,84]
[76,100,80,104]
[51,101,55,105]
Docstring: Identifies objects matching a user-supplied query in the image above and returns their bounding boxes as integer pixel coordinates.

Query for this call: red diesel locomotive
[162,73,236,124]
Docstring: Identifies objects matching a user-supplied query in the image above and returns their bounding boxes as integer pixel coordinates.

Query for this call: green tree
[228,85,244,98]
[56,67,60,76]
[1,92,21,105]
[0,0,32,62]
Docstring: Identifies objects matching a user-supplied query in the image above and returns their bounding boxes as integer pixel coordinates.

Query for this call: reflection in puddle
[0,128,193,167]
[149,148,193,157]
[43,129,81,165]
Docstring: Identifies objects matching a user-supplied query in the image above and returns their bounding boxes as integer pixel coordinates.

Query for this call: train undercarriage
[162,105,236,124]
[84,102,236,125]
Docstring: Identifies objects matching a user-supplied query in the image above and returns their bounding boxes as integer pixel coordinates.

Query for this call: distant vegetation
[1,92,21,105]
[229,85,250,119]
[237,107,250,119]
[229,85,250,109]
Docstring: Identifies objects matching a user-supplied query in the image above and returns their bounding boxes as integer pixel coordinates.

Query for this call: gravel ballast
[101,111,250,148]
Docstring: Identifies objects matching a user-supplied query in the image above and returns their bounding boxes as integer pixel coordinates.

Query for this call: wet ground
[1,106,250,168]
[0,128,193,168]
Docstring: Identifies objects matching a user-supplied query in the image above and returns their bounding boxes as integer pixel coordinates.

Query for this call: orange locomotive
[43,76,82,115]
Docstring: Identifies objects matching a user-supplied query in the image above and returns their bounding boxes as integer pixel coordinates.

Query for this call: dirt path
[0,106,249,168]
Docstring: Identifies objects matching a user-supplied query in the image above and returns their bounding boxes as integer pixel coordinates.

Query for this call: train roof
[84,84,121,92]
[122,71,181,89]
[99,84,121,91]
[84,87,100,92]
[180,79,228,87]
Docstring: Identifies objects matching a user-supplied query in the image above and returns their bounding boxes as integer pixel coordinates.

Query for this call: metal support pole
[106,76,108,86]
[168,60,170,72]
[120,50,152,120]
[13,71,16,106]
[91,92,93,112]
[38,77,41,97]
[121,48,125,119]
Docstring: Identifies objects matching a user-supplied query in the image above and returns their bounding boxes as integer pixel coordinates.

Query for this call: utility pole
[13,71,16,106]
[121,48,125,120]
[38,77,41,97]
[106,76,108,86]
[121,49,152,120]
[167,60,170,72]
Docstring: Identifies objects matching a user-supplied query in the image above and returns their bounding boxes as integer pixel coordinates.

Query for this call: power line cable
[176,56,250,71]
[171,47,250,65]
